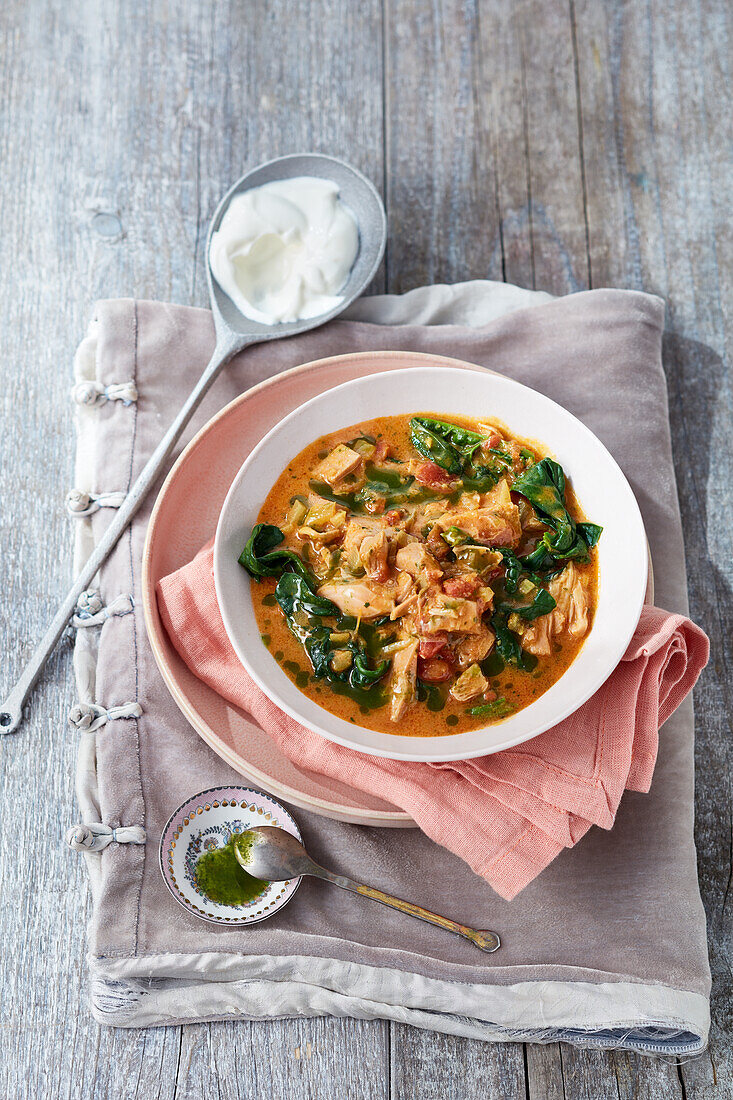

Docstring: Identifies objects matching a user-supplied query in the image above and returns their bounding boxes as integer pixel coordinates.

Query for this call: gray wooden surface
[0,0,730,1096]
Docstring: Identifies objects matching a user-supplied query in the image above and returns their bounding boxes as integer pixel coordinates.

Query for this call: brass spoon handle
[311,866,500,953]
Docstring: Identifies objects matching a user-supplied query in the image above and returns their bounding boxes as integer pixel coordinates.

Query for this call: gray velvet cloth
[72,285,710,1050]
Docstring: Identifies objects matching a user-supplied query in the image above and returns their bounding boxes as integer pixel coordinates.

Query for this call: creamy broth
[247,413,599,737]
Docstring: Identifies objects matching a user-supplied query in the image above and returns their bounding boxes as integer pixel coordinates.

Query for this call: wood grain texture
[0,0,730,1097]
[572,4,733,1097]
[391,1026,527,1099]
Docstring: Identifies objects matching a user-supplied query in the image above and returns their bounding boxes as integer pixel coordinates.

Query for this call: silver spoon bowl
[235,826,501,954]
[0,154,386,735]
[208,153,387,343]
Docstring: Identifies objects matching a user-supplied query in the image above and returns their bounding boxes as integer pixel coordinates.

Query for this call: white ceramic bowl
[214,364,647,762]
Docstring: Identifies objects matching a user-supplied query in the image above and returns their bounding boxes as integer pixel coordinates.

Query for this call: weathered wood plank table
[0,1,730,1096]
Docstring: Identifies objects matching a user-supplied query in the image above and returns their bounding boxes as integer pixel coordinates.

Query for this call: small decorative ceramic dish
[159,785,302,926]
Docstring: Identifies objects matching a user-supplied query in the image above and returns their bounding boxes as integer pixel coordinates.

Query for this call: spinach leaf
[302,627,389,690]
[462,462,503,489]
[238,524,313,583]
[304,627,389,691]
[364,463,405,489]
[468,697,514,718]
[409,418,464,474]
[303,625,335,678]
[533,522,603,568]
[275,573,338,619]
[493,548,557,620]
[491,611,525,666]
[351,652,390,689]
[518,542,572,578]
[409,416,492,475]
[274,575,389,693]
[481,650,505,677]
[308,480,357,510]
[529,521,603,566]
[498,548,522,593]
[496,587,556,621]
[416,417,485,456]
[512,458,603,563]
[574,522,604,556]
[490,611,537,672]
[512,458,575,553]
[518,542,555,574]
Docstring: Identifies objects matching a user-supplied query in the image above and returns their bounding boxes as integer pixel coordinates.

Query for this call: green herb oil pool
[195,836,268,907]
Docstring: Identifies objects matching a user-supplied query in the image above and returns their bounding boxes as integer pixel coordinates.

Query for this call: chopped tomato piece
[417,656,454,683]
[414,462,456,489]
[384,508,404,525]
[442,576,480,599]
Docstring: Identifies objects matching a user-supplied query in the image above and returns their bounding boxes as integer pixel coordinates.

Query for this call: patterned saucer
[159,785,302,926]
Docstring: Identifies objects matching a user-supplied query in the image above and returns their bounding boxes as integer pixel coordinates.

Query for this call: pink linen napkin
[157,543,709,900]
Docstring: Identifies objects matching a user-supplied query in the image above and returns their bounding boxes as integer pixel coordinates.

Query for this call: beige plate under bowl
[143,350,652,825]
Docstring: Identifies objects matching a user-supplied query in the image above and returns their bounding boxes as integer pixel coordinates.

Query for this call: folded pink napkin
[157,543,708,900]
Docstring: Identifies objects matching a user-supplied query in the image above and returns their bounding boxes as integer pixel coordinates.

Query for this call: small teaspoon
[235,826,501,954]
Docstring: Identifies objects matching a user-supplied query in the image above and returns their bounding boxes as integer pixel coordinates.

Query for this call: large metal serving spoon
[235,827,501,954]
[0,154,386,735]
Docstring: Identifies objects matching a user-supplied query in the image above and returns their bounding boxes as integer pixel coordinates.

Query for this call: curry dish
[241,413,601,737]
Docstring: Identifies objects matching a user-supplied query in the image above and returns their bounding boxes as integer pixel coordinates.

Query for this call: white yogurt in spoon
[209,176,359,325]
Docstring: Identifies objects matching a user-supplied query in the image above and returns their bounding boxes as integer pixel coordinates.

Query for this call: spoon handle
[0,335,248,736]
[312,867,500,953]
